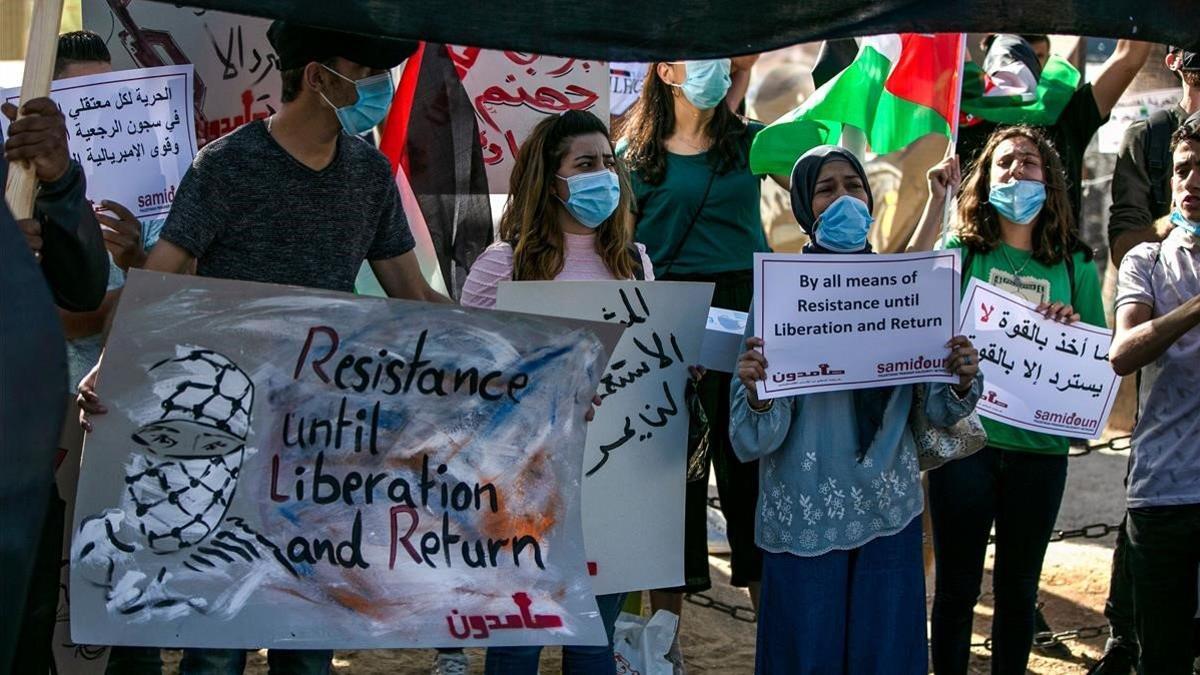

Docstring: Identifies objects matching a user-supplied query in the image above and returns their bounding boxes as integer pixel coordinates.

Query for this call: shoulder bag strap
[657,167,717,278]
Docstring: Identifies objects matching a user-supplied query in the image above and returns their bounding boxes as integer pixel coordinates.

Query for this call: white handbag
[910,383,988,471]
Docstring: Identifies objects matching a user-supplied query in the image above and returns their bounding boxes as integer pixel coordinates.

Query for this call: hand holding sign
[2,98,70,183]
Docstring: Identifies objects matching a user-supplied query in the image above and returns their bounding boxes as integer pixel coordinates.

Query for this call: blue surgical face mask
[556,169,621,229]
[1170,209,1200,237]
[668,59,732,111]
[988,179,1046,225]
[814,195,873,252]
[319,65,394,136]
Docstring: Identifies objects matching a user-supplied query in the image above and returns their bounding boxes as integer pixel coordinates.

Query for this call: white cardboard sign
[497,281,714,595]
[754,251,960,399]
[1,65,197,223]
[959,278,1119,438]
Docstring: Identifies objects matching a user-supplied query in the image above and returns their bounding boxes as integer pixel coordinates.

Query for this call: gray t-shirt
[1115,226,1200,508]
[160,120,414,292]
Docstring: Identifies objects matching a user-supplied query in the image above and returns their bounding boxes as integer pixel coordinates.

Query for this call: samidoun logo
[137,184,176,213]
[875,356,946,375]
[1034,409,1101,433]
[772,363,846,384]
[981,390,1009,408]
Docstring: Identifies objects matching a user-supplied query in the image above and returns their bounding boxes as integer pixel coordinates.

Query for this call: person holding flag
[907,125,1107,675]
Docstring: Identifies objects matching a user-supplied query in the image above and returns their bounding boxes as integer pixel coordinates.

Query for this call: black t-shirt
[957,83,1106,223]
[161,121,415,292]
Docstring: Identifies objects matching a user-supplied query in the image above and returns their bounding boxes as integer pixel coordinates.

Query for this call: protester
[958,37,1150,221]
[43,30,165,675]
[53,31,149,389]
[1,96,107,671]
[907,126,1107,674]
[458,108,650,675]
[75,20,448,675]
[1108,47,1199,264]
[730,144,982,673]
[1092,46,1199,675]
[1107,113,1200,675]
[618,59,784,658]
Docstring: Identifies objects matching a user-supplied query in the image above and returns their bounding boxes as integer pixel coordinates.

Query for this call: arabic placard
[82,0,280,148]
[450,48,608,191]
[497,281,714,595]
[1096,87,1179,154]
[1,65,197,222]
[959,278,1118,438]
[71,271,622,649]
[754,251,960,399]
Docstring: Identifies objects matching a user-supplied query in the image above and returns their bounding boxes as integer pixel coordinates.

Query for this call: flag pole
[939,33,968,249]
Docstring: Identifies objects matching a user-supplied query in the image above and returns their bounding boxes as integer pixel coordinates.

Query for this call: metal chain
[988,521,1121,546]
[973,624,1109,651]
[684,591,758,624]
[1069,434,1132,458]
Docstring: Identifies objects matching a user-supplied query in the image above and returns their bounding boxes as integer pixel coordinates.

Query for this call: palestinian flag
[379,42,494,298]
[750,34,965,175]
[960,54,1081,127]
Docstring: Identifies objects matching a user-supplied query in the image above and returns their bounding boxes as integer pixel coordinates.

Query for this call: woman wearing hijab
[731,145,983,673]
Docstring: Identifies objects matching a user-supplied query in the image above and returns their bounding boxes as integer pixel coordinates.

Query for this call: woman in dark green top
[618,59,781,644]
[912,126,1106,674]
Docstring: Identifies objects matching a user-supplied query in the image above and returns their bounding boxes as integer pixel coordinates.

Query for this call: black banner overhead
[145,0,1200,59]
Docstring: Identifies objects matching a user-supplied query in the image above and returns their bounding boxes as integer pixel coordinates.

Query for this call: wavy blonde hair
[499,110,637,281]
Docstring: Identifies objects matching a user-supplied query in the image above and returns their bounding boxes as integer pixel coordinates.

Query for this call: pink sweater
[460,232,655,309]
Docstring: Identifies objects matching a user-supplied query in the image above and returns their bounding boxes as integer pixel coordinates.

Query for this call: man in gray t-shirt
[76,20,451,675]
[1109,115,1200,674]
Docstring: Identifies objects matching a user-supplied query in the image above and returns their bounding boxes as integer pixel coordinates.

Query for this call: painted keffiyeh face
[121,348,254,552]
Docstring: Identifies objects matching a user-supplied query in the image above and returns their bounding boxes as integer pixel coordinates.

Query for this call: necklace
[673,134,711,152]
[999,245,1034,277]
[266,115,274,134]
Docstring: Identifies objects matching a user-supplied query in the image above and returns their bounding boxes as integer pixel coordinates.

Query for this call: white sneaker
[431,650,469,675]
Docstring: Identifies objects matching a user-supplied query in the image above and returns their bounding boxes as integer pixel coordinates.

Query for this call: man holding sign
[732,146,982,673]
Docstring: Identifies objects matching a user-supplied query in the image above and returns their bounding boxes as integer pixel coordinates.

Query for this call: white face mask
[123,450,245,552]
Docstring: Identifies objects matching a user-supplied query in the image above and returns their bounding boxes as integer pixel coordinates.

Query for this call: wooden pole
[4,0,65,220]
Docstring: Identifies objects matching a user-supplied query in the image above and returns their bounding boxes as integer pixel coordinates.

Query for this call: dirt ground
[155,446,1129,674]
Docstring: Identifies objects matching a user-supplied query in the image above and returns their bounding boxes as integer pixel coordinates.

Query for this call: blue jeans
[484,593,626,675]
[928,445,1068,675]
[755,518,927,674]
[179,648,332,675]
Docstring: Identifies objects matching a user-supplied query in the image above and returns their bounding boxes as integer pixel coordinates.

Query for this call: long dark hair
[499,110,636,281]
[620,62,749,185]
[957,125,1089,265]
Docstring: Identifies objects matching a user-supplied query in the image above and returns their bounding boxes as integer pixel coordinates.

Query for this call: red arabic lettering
[473,84,600,132]
[444,592,565,640]
[203,89,275,146]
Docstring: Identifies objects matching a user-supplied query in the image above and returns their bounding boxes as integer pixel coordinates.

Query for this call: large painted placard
[497,281,714,595]
[71,271,622,649]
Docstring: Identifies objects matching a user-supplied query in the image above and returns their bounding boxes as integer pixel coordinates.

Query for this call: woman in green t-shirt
[617,59,779,646]
[914,126,1105,674]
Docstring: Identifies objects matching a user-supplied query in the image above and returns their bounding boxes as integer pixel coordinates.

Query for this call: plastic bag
[613,610,679,675]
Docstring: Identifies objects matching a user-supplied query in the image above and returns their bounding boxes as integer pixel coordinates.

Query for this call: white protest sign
[82,0,280,148]
[450,48,608,192]
[754,251,960,399]
[1,65,197,224]
[609,63,649,117]
[959,278,1119,438]
[1097,88,1179,154]
[497,281,714,595]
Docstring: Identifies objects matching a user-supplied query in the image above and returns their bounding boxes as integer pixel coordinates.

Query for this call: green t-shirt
[944,236,1107,455]
[619,122,770,276]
